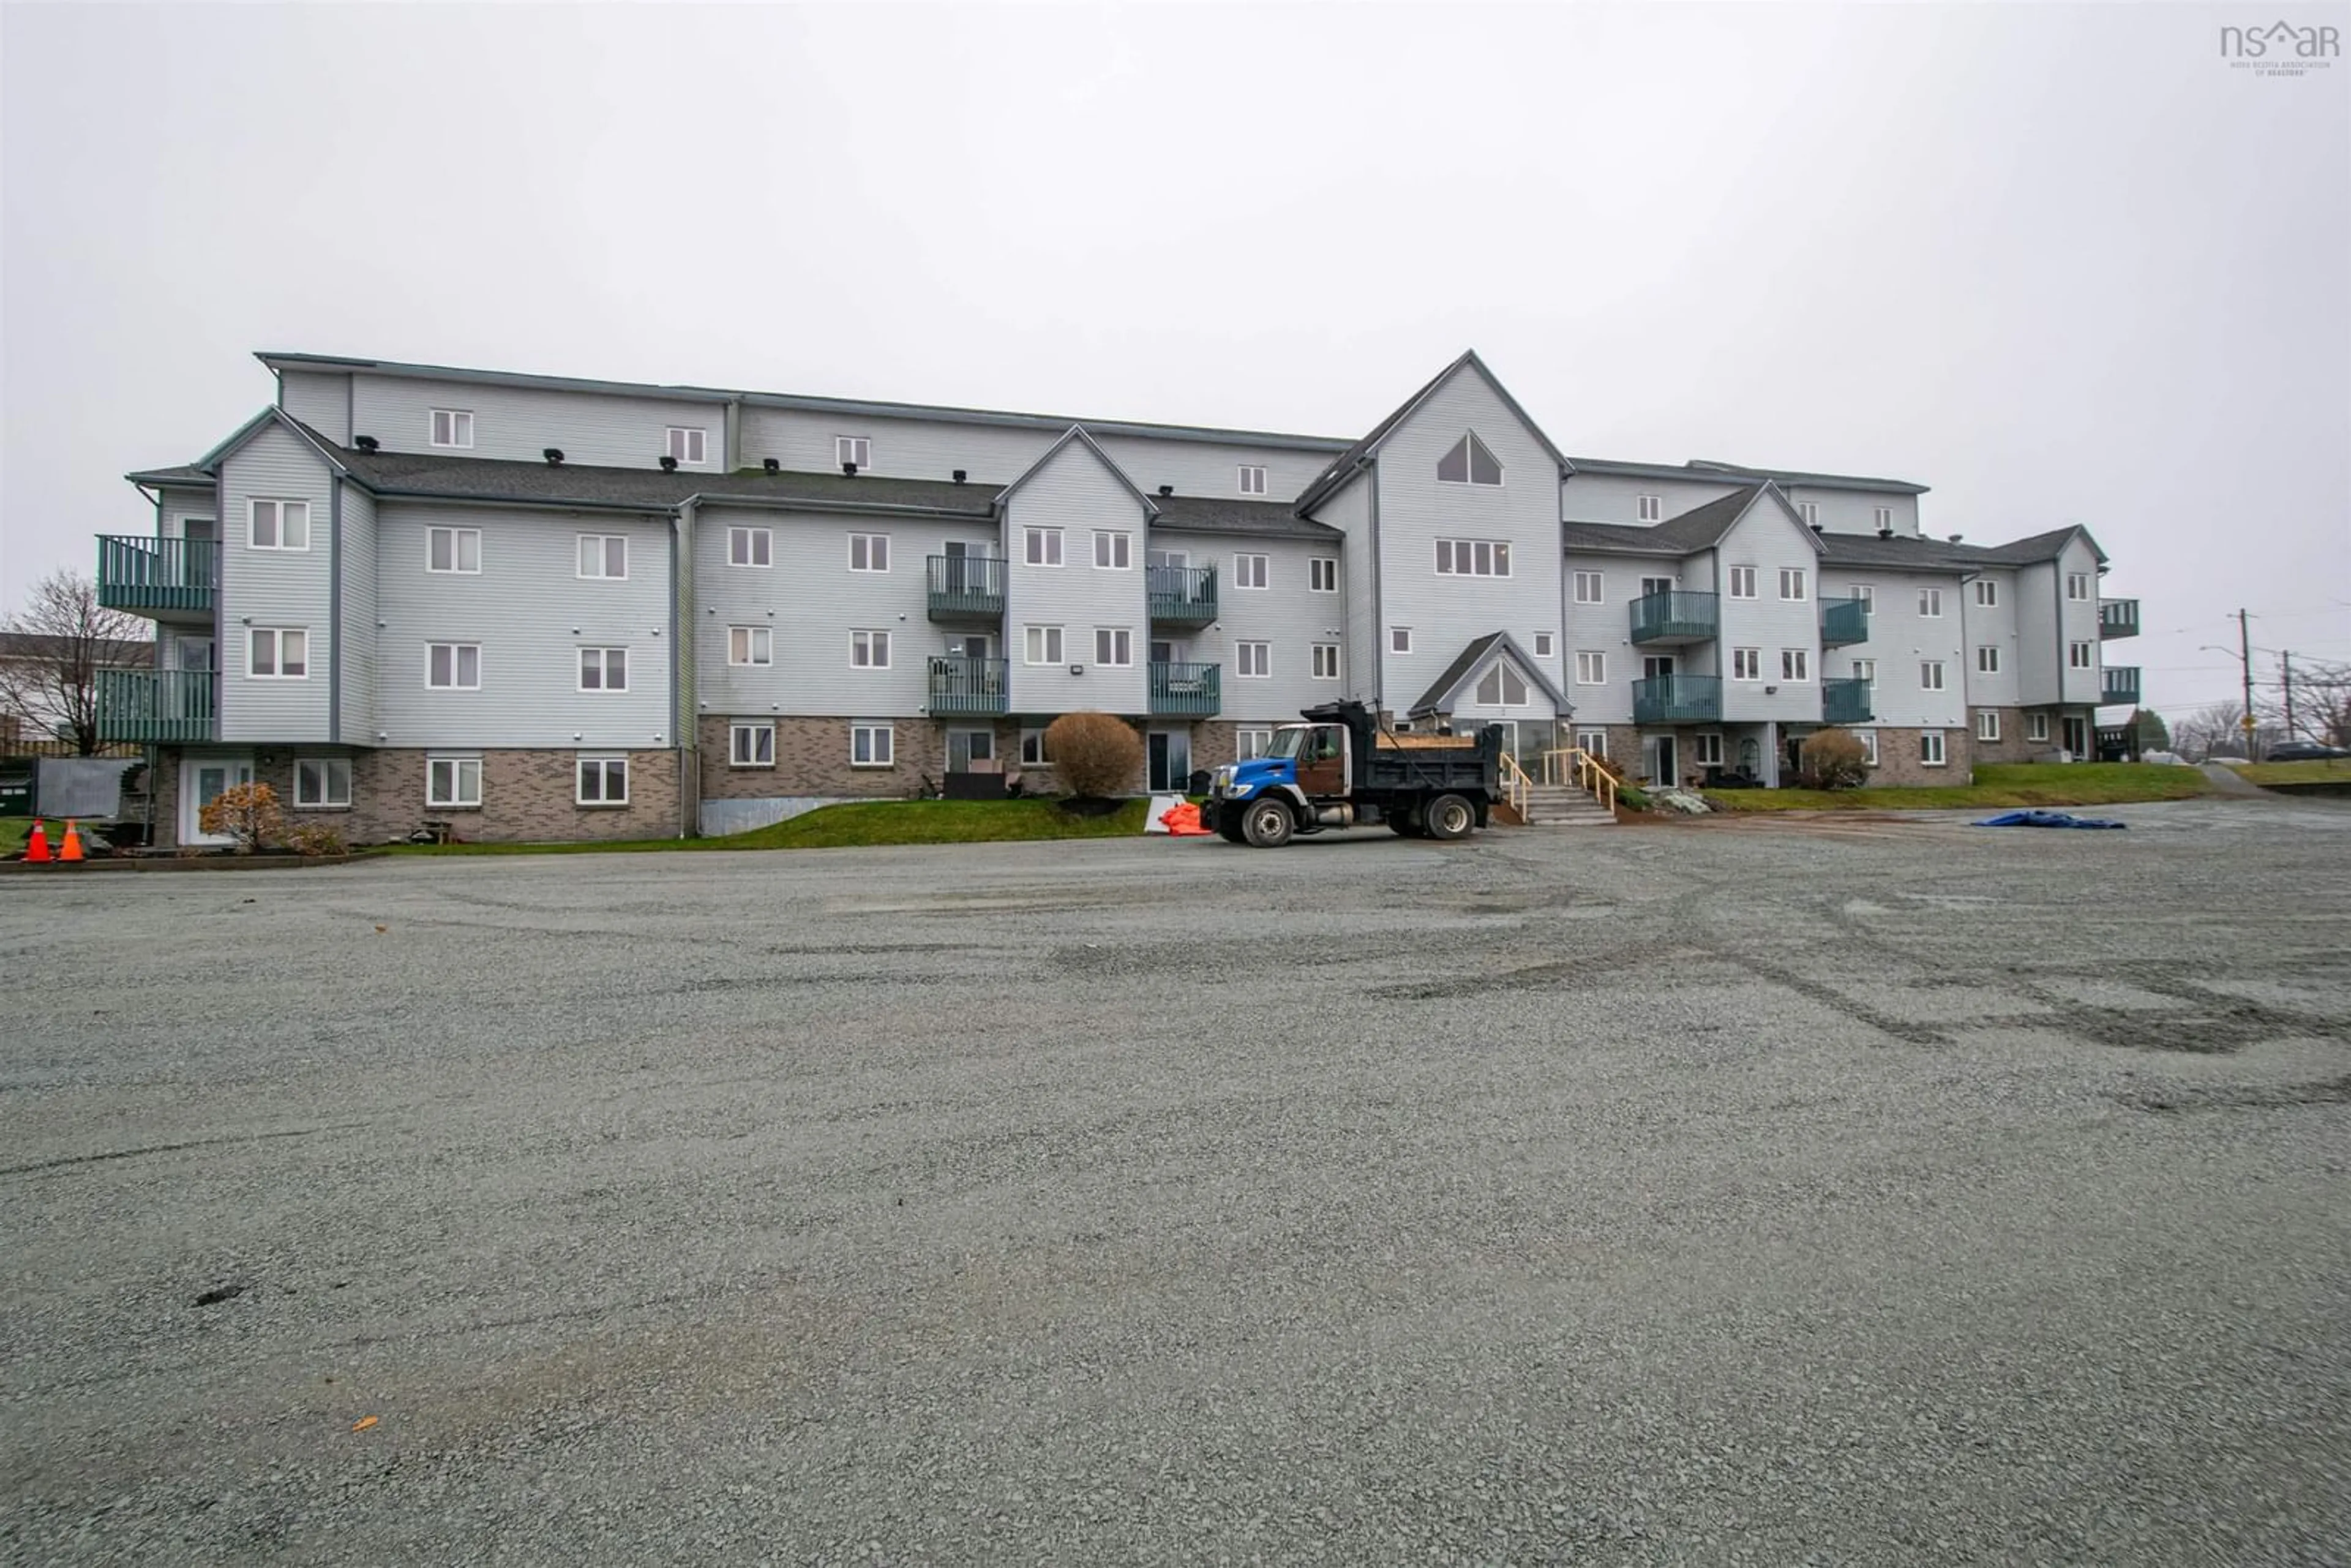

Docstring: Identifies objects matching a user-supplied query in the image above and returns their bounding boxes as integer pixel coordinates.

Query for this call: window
[1311,643,1341,680]
[1236,729,1273,760]
[730,626,773,666]
[1093,531,1132,570]
[2069,640,2094,669]
[1532,632,1554,659]
[1920,660,1946,691]
[666,427,707,465]
[1236,640,1270,678]
[1234,553,1269,589]
[1780,648,1810,683]
[1921,730,1947,767]
[1728,566,1757,599]
[1799,501,1820,528]
[1974,579,1999,607]
[1637,494,1662,522]
[1694,733,1723,767]
[1575,729,1608,758]
[1731,648,1762,681]
[1918,587,1943,617]
[578,535,628,579]
[2028,712,2050,742]
[1436,433,1503,486]
[428,527,481,574]
[1853,658,1877,687]
[1238,465,1267,496]
[1976,645,2001,674]
[1024,527,1062,566]
[577,756,629,805]
[730,722,775,767]
[1573,571,1605,604]
[1575,651,1606,685]
[1390,626,1412,654]
[851,724,894,767]
[427,642,481,689]
[1023,625,1064,665]
[1474,663,1529,706]
[1020,728,1051,766]
[837,436,871,470]
[248,626,308,678]
[851,629,890,669]
[430,410,474,449]
[1435,539,1510,577]
[427,756,482,808]
[2066,572,2091,601]
[1873,506,1893,531]
[249,499,310,550]
[1852,584,1875,615]
[579,647,628,691]
[1976,710,2001,742]
[1094,628,1133,667]
[729,527,771,568]
[1855,730,1879,766]
[848,533,890,572]
[1779,568,1807,602]
[293,757,351,809]
[1309,556,1338,593]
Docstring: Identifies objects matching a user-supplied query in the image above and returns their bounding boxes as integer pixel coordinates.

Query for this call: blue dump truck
[1200,700,1501,847]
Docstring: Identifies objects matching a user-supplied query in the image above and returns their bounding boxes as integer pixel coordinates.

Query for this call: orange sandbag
[1159,801,1211,836]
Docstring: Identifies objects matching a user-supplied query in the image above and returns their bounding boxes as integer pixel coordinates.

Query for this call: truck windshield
[1265,727,1309,760]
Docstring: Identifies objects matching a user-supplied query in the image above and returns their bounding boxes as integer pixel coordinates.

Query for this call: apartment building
[97,349,2139,844]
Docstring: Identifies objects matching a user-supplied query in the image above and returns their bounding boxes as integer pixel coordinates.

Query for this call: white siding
[279,370,351,444]
[1003,442,1150,715]
[217,422,336,744]
[1093,436,1335,508]
[1788,486,1921,539]
[1709,501,1823,726]
[351,375,726,471]
[338,481,378,741]
[1833,566,1968,729]
[159,486,217,541]
[741,407,1054,486]
[1561,550,1688,726]
[1559,472,1739,526]
[2057,538,2105,706]
[1955,568,2020,709]
[1155,530,1343,722]
[1310,475,1378,706]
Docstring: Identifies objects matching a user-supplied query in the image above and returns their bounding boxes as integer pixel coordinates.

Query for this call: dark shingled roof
[1815,523,2104,571]
[1567,455,1930,495]
[1147,493,1341,539]
[124,463,213,488]
[1559,485,1796,558]
[1408,630,1572,718]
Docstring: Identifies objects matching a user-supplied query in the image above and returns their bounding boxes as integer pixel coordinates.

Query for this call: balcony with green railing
[1147,565,1217,625]
[2099,598,2140,639]
[1632,673,1722,724]
[1819,596,1869,648]
[1149,661,1221,716]
[97,535,215,617]
[1823,677,1873,726]
[98,668,215,743]
[1628,589,1717,646]
[2101,666,2142,707]
[926,555,1007,620]
[927,656,1008,716]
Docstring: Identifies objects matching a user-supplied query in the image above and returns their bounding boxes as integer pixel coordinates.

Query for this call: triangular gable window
[1437,433,1503,487]
[1474,661,1529,706]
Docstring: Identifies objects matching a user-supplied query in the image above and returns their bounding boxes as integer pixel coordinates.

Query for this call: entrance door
[1640,576,1675,599]
[2061,716,2090,757]
[180,757,253,846]
[942,539,994,595]
[1784,733,1808,779]
[182,519,217,587]
[1147,730,1193,793]
[947,729,994,772]
[1643,655,1677,680]
[1643,735,1678,789]
[948,633,992,661]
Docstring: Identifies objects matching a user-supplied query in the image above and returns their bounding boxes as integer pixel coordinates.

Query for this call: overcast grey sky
[4,1,2344,718]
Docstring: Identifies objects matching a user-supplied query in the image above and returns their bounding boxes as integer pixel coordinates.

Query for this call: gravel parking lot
[4,797,2348,1566]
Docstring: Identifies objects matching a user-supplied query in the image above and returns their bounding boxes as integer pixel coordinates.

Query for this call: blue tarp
[1974,809,2128,830]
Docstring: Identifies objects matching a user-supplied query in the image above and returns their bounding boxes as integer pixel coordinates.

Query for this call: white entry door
[181,757,253,846]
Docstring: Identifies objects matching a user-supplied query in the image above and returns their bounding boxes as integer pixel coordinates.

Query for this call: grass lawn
[2230,759,2351,787]
[387,797,1154,855]
[1703,762,2211,813]
[0,818,29,856]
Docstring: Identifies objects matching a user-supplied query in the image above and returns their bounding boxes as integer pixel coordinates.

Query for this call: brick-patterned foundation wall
[145,749,181,847]
[700,716,953,801]
[301,749,683,845]
[1970,707,2080,764]
[1867,726,1972,786]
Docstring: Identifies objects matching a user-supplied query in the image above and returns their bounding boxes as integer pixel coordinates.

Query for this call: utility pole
[2239,609,2258,760]
[2282,651,2297,742]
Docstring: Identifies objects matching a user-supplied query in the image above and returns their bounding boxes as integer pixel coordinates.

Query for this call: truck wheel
[1217,818,1248,844]
[1241,798,1294,848]
[1425,793,1475,841]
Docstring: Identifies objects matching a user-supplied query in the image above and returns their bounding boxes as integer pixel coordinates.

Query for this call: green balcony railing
[1628,590,1717,645]
[1632,673,1722,725]
[1149,661,1221,716]
[2102,666,2142,707]
[927,656,1008,716]
[98,668,215,743]
[97,535,215,615]
[926,555,1007,620]
[2099,598,2140,639]
[1147,565,1217,624]
[1823,677,1873,726]
[1819,596,1869,648]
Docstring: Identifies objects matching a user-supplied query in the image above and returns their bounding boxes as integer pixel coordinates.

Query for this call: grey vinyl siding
[279,370,351,443]
[1955,568,2020,708]
[339,481,378,741]
[1840,567,1968,729]
[1158,530,1339,721]
[1311,476,1378,705]
[2057,538,2105,705]
[1713,503,1826,726]
[370,503,673,748]
[217,422,336,743]
[351,375,723,471]
[740,408,1054,486]
[159,488,216,541]
[1003,443,1150,715]
[1093,436,1335,507]
[1560,472,1739,526]
[1562,550,1689,726]
[673,505,697,744]
[1787,486,1920,539]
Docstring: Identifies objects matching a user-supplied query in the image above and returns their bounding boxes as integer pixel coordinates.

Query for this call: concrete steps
[1511,784,1617,827]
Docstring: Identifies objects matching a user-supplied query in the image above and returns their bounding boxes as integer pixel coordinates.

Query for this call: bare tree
[2271,657,2351,749]
[2170,699,2286,762]
[0,571,148,755]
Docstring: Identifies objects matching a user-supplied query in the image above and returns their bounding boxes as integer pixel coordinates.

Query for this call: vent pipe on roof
[354,435,380,453]
[1877,527,1894,539]
[1948,533,1963,543]
[952,469,967,484]
[1809,523,1823,535]
[763,457,780,473]
[1158,484,1174,497]
[659,454,679,472]
[842,462,858,477]
[544,448,564,466]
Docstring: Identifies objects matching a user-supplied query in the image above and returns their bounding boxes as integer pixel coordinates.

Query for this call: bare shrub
[1798,728,1870,790]
[197,781,282,853]
[1043,712,1142,799]
[283,822,349,857]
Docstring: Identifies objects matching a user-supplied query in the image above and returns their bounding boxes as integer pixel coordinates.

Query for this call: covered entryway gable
[1405,630,1570,768]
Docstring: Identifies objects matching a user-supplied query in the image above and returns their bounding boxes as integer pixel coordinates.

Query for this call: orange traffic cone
[59,822,85,863]
[24,821,51,863]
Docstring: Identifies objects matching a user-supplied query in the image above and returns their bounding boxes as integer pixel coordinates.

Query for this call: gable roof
[1146,493,1342,540]
[1294,350,1572,516]
[124,463,214,490]
[1813,523,2106,572]
[995,426,1161,516]
[1408,631,1572,718]
[1560,483,1820,559]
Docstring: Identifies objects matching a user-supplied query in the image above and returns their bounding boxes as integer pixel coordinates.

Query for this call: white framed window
[577,755,629,805]
[2069,640,2094,669]
[1094,627,1133,667]
[426,642,481,690]
[1976,710,2001,742]
[1693,733,1723,767]
[1436,432,1503,486]
[1976,645,2001,674]
[730,721,775,767]
[1311,643,1341,680]
[1234,553,1269,589]
[729,527,771,568]
[837,435,871,470]
[1731,647,1762,681]
[1390,626,1412,654]
[1873,506,1894,531]
[1779,568,1807,602]
[1573,571,1605,604]
[428,527,481,574]
[2066,572,2091,601]
[578,534,628,579]
[1024,527,1062,566]
[1575,729,1608,758]
[1575,650,1606,685]
[1920,730,1947,767]
[1637,493,1663,522]
[1532,632,1554,659]
[2028,712,2050,742]
[1474,663,1529,706]
[666,427,707,465]
[1093,530,1132,570]
[1974,579,1999,607]
[427,755,482,808]
[293,757,351,808]
[1023,625,1064,666]
[1728,566,1757,599]
[1435,539,1510,577]
[1235,640,1270,678]
[849,533,890,572]
[1780,648,1810,683]
[1236,728,1274,760]
[1309,556,1338,593]
[1851,583,1875,615]
[248,498,310,550]
[1853,658,1877,687]
[850,723,894,767]
[579,647,628,691]
[248,626,308,678]
[1799,501,1820,527]
[1855,730,1879,766]
[1019,727,1051,766]
[1920,659,1946,691]
[850,629,890,669]
[729,626,773,666]
[1918,587,1943,617]
[429,409,474,449]
[1238,465,1268,495]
